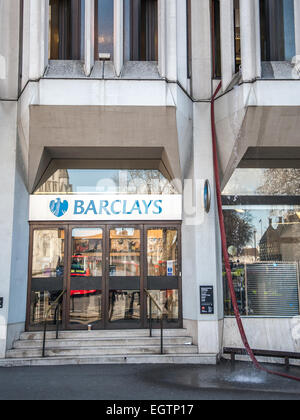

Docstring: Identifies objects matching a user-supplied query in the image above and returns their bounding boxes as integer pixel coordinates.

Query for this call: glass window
[234,0,241,73]
[124,0,158,61]
[95,0,114,60]
[70,228,103,326]
[49,0,85,60]
[30,229,65,326]
[223,166,300,317]
[187,0,192,79]
[34,169,178,195]
[108,290,140,322]
[260,0,296,61]
[147,229,178,277]
[222,207,300,316]
[212,0,221,79]
[147,290,179,322]
[223,168,300,196]
[109,228,141,277]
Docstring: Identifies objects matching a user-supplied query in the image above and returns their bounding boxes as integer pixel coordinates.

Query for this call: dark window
[49,0,84,60]
[234,0,241,73]
[260,0,296,61]
[212,0,221,79]
[94,0,114,60]
[124,0,158,61]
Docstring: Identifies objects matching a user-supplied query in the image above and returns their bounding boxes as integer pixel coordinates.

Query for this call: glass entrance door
[27,223,182,331]
[67,227,104,329]
[106,226,143,329]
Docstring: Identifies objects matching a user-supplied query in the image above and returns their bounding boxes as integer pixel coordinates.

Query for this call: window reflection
[147,229,178,276]
[223,207,300,316]
[35,169,177,195]
[109,228,140,277]
[32,229,65,278]
[70,291,102,325]
[108,290,140,322]
[147,290,179,322]
[71,228,103,278]
[223,168,300,196]
[30,291,63,326]
[70,229,103,326]
[95,0,114,60]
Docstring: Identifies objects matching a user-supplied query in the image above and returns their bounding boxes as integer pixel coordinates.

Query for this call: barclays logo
[49,198,69,218]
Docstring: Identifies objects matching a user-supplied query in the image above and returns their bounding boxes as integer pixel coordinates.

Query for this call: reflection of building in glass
[259,214,300,262]
[36,170,73,194]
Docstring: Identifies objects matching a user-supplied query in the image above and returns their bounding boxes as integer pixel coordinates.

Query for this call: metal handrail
[144,289,165,355]
[42,290,66,358]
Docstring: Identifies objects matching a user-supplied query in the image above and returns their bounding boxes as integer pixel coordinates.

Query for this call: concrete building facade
[1,0,300,364]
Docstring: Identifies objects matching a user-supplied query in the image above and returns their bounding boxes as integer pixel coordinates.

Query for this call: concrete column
[294,0,300,55]
[254,0,261,78]
[165,0,177,81]
[191,0,212,100]
[114,0,124,77]
[28,0,48,80]
[0,102,18,357]
[158,0,166,78]
[84,0,95,76]
[220,0,235,90]
[182,102,224,356]
[0,0,20,99]
[240,0,259,82]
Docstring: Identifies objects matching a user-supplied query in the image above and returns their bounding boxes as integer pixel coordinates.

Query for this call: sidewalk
[0,360,300,400]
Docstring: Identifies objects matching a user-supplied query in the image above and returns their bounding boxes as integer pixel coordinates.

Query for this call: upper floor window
[234,0,241,73]
[260,0,296,61]
[49,0,85,60]
[95,0,114,61]
[187,0,192,79]
[212,0,221,79]
[124,0,158,61]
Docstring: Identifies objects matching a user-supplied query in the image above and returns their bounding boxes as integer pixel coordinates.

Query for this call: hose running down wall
[211,81,300,382]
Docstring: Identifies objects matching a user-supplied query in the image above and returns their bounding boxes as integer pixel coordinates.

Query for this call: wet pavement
[0,360,300,400]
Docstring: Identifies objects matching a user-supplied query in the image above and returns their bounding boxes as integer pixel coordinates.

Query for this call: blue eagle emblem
[49,198,69,218]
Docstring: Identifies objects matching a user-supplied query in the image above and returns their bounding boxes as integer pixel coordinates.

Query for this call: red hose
[211,81,300,381]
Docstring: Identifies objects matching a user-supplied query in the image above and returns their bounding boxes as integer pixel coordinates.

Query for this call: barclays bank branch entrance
[26,169,182,332]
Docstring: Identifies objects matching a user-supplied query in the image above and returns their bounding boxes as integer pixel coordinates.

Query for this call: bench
[223,347,300,369]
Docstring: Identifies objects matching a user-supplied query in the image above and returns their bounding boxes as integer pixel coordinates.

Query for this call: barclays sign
[30,195,182,221]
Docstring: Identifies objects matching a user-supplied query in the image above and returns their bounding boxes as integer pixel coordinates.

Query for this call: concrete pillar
[190,0,212,100]
[0,102,18,357]
[182,102,224,356]
[165,0,177,81]
[254,0,261,78]
[158,0,166,78]
[0,0,20,99]
[114,0,124,77]
[84,0,95,76]
[240,0,259,82]
[28,0,48,80]
[294,0,300,55]
[220,0,235,90]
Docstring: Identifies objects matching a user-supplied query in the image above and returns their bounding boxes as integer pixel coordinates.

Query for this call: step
[6,345,199,359]
[14,337,193,349]
[20,329,188,341]
[0,354,218,367]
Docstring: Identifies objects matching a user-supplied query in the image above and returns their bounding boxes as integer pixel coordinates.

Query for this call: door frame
[26,221,182,331]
